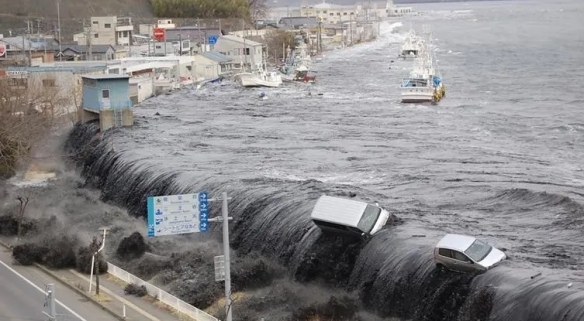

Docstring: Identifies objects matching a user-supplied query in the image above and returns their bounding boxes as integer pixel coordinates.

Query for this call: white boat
[398,30,425,59]
[235,69,282,88]
[400,37,446,103]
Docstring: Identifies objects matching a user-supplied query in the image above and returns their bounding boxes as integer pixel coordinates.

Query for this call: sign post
[146,191,232,321]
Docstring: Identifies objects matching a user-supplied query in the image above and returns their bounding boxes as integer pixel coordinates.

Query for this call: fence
[107,262,219,321]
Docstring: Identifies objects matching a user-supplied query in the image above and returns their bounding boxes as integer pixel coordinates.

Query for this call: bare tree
[0,72,73,177]
[248,0,267,22]
[14,195,29,247]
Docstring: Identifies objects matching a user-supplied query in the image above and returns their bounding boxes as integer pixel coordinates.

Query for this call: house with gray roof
[46,44,116,61]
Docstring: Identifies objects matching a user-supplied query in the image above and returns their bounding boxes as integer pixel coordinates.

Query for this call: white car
[434,234,506,273]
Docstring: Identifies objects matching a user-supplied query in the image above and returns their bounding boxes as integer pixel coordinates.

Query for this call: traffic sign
[153,27,166,41]
[214,255,225,281]
[146,192,209,237]
[207,35,218,45]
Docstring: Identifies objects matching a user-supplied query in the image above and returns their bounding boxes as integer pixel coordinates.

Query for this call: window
[356,205,381,233]
[438,248,452,258]
[343,12,348,15]
[42,79,56,87]
[245,48,250,55]
[93,21,98,25]
[464,240,492,262]
[94,34,99,38]
[102,89,110,99]
[105,23,111,28]
[452,251,471,263]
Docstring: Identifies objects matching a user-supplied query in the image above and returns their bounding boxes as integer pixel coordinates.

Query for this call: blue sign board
[147,192,209,237]
[208,36,218,45]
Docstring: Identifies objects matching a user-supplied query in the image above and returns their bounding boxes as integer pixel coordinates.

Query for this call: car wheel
[435,263,445,271]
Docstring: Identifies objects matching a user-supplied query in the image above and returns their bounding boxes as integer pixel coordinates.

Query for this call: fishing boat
[400,36,446,103]
[279,36,315,82]
[398,30,424,59]
[235,68,282,88]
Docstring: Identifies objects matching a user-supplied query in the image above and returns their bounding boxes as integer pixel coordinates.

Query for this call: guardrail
[107,262,219,321]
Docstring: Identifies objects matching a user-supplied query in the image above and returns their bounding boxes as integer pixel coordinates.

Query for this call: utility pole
[42,284,56,321]
[208,193,233,321]
[57,0,62,61]
[25,20,32,66]
[221,193,233,321]
[88,227,108,295]
[84,20,93,61]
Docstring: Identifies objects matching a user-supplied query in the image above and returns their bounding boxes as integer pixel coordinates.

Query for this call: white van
[310,195,390,237]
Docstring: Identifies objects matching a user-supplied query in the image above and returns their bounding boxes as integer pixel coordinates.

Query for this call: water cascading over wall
[65,122,584,321]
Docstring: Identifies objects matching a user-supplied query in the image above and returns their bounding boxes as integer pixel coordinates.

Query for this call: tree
[248,0,267,22]
[264,30,297,64]
[0,73,73,178]
[14,196,29,247]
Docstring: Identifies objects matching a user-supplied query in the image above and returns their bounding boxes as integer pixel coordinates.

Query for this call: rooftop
[436,234,477,252]
[201,51,232,63]
[218,35,263,47]
[83,74,130,80]
[5,66,107,73]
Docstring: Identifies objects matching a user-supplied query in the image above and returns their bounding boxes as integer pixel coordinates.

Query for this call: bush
[12,235,79,269]
[43,235,78,269]
[116,232,147,260]
[13,243,48,265]
[124,283,148,297]
[0,214,38,236]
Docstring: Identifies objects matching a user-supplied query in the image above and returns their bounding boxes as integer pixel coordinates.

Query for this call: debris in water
[530,272,542,279]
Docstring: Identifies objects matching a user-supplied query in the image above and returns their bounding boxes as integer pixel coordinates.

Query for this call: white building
[298,1,395,23]
[0,66,106,115]
[213,35,264,70]
[74,16,134,47]
[192,51,232,81]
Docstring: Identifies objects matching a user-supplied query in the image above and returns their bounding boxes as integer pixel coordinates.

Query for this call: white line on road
[0,259,88,321]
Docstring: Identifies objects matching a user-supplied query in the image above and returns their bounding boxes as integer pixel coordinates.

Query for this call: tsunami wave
[66,122,584,321]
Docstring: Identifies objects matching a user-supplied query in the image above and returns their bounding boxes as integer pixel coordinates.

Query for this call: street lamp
[88,227,108,295]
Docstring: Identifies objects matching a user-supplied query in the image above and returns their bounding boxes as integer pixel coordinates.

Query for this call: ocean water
[67,0,584,319]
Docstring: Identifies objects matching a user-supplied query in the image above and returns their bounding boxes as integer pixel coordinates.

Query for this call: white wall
[130,79,153,103]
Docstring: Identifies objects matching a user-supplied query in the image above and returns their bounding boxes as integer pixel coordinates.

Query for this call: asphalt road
[0,247,119,321]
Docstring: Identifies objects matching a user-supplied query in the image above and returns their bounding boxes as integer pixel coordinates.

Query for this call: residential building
[192,51,232,81]
[152,40,191,56]
[80,74,133,131]
[48,44,116,61]
[74,16,134,47]
[278,17,319,29]
[300,1,395,22]
[163,27,222,45]
[300,2,359,24]
[0,66,106,116]
[0,36,58,64]
[213,35,264,70]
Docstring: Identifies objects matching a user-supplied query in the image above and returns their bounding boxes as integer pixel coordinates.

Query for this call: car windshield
[356,204,381,233]
[464,239,492,262]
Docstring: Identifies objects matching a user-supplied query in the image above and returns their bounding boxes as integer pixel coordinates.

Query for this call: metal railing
[106,262,219,321]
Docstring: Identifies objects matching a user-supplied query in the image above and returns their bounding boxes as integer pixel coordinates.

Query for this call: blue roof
[202,51,232,63]
[82,74,130,80]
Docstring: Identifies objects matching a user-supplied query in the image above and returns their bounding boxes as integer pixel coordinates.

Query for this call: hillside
[0,0,154,39]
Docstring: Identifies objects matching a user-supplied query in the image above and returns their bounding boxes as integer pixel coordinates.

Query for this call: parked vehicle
[434,234,507,273]
[310,195,390,238]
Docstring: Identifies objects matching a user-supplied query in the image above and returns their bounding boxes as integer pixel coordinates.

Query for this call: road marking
[0,259,88,321]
